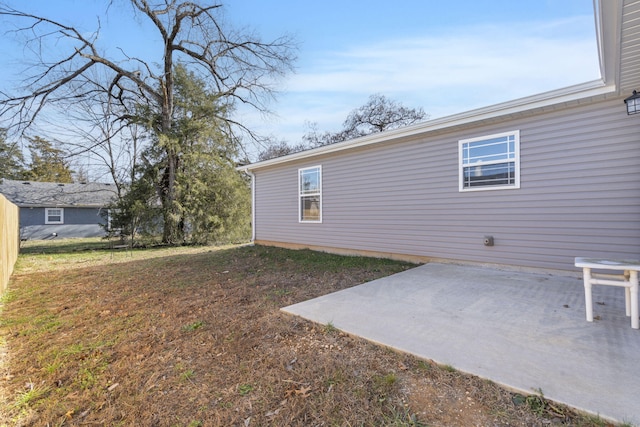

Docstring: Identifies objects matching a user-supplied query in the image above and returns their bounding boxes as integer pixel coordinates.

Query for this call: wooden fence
[1,193,19,294]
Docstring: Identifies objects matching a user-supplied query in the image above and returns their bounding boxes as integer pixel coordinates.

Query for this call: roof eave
[15,203,107,208]
[238,79,615,172]
[594,0,623,90]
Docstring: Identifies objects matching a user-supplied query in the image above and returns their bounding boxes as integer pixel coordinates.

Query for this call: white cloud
[241,15,600,153]
[290,18,598,95]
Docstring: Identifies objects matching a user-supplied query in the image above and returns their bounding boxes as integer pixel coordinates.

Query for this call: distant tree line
[0,131,74,183]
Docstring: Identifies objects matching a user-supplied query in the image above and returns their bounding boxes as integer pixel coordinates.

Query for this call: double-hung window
[45,208,64,224]
[299,166,322,222]
[459,130,520,191]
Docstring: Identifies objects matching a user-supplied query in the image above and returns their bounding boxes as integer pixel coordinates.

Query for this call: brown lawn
[0,241,617,426]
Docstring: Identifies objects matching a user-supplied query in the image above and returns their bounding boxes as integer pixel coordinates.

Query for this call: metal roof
[0,179,118,208]
[240,0,640,172]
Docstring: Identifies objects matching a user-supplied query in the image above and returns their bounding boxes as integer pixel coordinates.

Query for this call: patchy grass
[0,240,621,426]
[19,237,111,255]
[13,382,51,409]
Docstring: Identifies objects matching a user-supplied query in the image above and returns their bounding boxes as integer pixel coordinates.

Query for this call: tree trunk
[161,152,181,244]
[160,47,179,244]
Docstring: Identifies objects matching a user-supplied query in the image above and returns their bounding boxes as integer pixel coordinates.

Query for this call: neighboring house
[239,0,640,272]
[0,179,118,240]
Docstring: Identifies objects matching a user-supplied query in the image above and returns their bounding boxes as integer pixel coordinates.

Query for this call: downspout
[247,170,256,243]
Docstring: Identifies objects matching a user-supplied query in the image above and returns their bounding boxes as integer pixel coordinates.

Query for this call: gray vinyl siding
[253,97,640,271]
[20,207,106,227]
[19,207,108,240]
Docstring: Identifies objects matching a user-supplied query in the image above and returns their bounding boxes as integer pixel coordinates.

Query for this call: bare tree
[0,1,296,243]
[64,93,143,199]
[304,94,428,147]
[257,139,307,161]
[343,94,427,134]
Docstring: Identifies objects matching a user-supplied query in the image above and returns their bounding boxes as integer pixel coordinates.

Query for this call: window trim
[45,207,64,224]
[458,130,520,192]
[298,165,322,223]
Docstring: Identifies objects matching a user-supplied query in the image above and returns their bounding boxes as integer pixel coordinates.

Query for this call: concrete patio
[282,262,640,425]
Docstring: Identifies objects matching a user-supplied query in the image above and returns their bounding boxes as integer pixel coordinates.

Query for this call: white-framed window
[299,165,322,223]
[45,208,64,224]
[459,130,520,191]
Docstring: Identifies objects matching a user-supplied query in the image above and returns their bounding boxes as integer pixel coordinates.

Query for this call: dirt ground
[0,242,618,426]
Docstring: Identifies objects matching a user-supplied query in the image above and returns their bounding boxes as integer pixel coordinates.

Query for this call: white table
[574,257,640,329]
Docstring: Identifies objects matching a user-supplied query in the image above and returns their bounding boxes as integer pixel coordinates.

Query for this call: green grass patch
[324,321,339,334]
[78,367,99,389]
[182,320,204,331]
[175,362,196,382]
[61,342,89,356]
[382,406,429,427]
[250,245,414,273]
[57,340,115,357]
[0,289,17,304]
[19,237,111,255]
[180,369,195,381]
[270,288,291,297]
[373,373,397,390]
[238,384,254,396]
[416,360,431,371]
[0,311,63,336]
[13,383,51,408]
[43,358,64,374]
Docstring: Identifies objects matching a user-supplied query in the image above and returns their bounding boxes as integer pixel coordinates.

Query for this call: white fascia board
[594,0,623,88]
[18,203,103,208]
[238,79,615,172]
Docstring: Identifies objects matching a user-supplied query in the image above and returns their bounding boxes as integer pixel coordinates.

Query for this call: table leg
[583,267,593,322]
[624,269,631,316]
[630,270,639,329]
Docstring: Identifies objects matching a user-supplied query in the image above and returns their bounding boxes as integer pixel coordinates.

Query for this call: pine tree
[0,128,26,180]
[24,136,74,183]
[114,65,250,244]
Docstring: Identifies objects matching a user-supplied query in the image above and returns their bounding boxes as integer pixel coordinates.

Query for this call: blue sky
[229,0,600,148]
[0,0,600,156]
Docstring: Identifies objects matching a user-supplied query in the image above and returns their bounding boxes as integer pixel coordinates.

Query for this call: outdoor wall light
[624,90,640,115]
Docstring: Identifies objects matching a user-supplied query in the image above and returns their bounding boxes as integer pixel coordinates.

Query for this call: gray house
[239,0,640,272]
[0,179,118,240]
